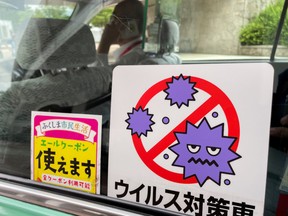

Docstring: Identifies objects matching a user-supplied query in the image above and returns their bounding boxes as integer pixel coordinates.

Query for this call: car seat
[14,18,112,122]
[0,18,111,179]
[12,18,97,81]
[140,18,181,65]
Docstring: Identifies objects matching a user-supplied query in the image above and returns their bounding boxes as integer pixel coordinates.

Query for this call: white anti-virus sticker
[108,63,274,215]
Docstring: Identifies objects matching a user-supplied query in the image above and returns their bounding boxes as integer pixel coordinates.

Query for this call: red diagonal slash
[147,96,219,159]
[133,76,240,183]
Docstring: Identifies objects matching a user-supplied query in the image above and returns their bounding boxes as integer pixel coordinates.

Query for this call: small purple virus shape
[164,154,169,160]
[162,117,170,124]
[212,112,218,118]
[169,118,241,187]
[224,179,231,185]
[164,74,198,108]
[126,107,155,137]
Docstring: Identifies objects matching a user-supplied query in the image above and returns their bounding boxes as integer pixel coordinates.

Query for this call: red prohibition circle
[132,76,240,184]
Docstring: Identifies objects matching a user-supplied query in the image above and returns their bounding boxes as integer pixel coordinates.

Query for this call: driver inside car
[96,0,147,67]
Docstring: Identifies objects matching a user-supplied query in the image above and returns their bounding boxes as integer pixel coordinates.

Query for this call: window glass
[89,6,119,58]
[145,0,282,62]
[0,0,113,179]
[275,1,288,59]
[0,0,287,215]
[30,4,75,20]
[0,1,76,92]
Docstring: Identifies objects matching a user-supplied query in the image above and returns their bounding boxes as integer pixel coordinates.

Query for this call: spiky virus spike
[126,107,155,137]
[169,118,241,187]
[164,74,198,108]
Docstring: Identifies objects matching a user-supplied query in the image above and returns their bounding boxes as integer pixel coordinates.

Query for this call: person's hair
[115,0,144,34]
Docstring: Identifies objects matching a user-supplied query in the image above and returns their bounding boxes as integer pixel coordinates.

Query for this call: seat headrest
[158,19,179,54]
[16,18,96,70]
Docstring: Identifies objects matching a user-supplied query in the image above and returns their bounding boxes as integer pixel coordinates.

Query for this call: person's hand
[97,23,120,54]
[270,115,288,139]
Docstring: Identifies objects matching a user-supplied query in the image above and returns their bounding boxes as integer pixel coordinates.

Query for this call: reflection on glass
[145,0,283,61]
[0,1,76,92]
[275,3,288,59]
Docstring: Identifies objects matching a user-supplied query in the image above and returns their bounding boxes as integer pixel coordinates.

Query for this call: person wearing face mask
[97,0,146,67]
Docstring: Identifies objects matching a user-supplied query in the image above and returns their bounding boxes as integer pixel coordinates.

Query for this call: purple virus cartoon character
[169,118,241,187]
[164,74,198,108]
[126,107,155,137]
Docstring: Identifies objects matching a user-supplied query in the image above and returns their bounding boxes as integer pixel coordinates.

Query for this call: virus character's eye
[206,146,221,156]
[187,144,200,154]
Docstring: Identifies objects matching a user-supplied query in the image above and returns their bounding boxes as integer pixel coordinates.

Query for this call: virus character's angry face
[187,144,220,167]
[169,118,241,186]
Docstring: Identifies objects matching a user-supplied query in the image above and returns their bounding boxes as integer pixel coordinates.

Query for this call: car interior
[0,0,287,215]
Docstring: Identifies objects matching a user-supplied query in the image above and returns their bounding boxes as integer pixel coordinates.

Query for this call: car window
[144,0,287,62]
[0,1,77,92]
[30,3,75,20]
[0,0,288,215]
[89,5,120,61]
